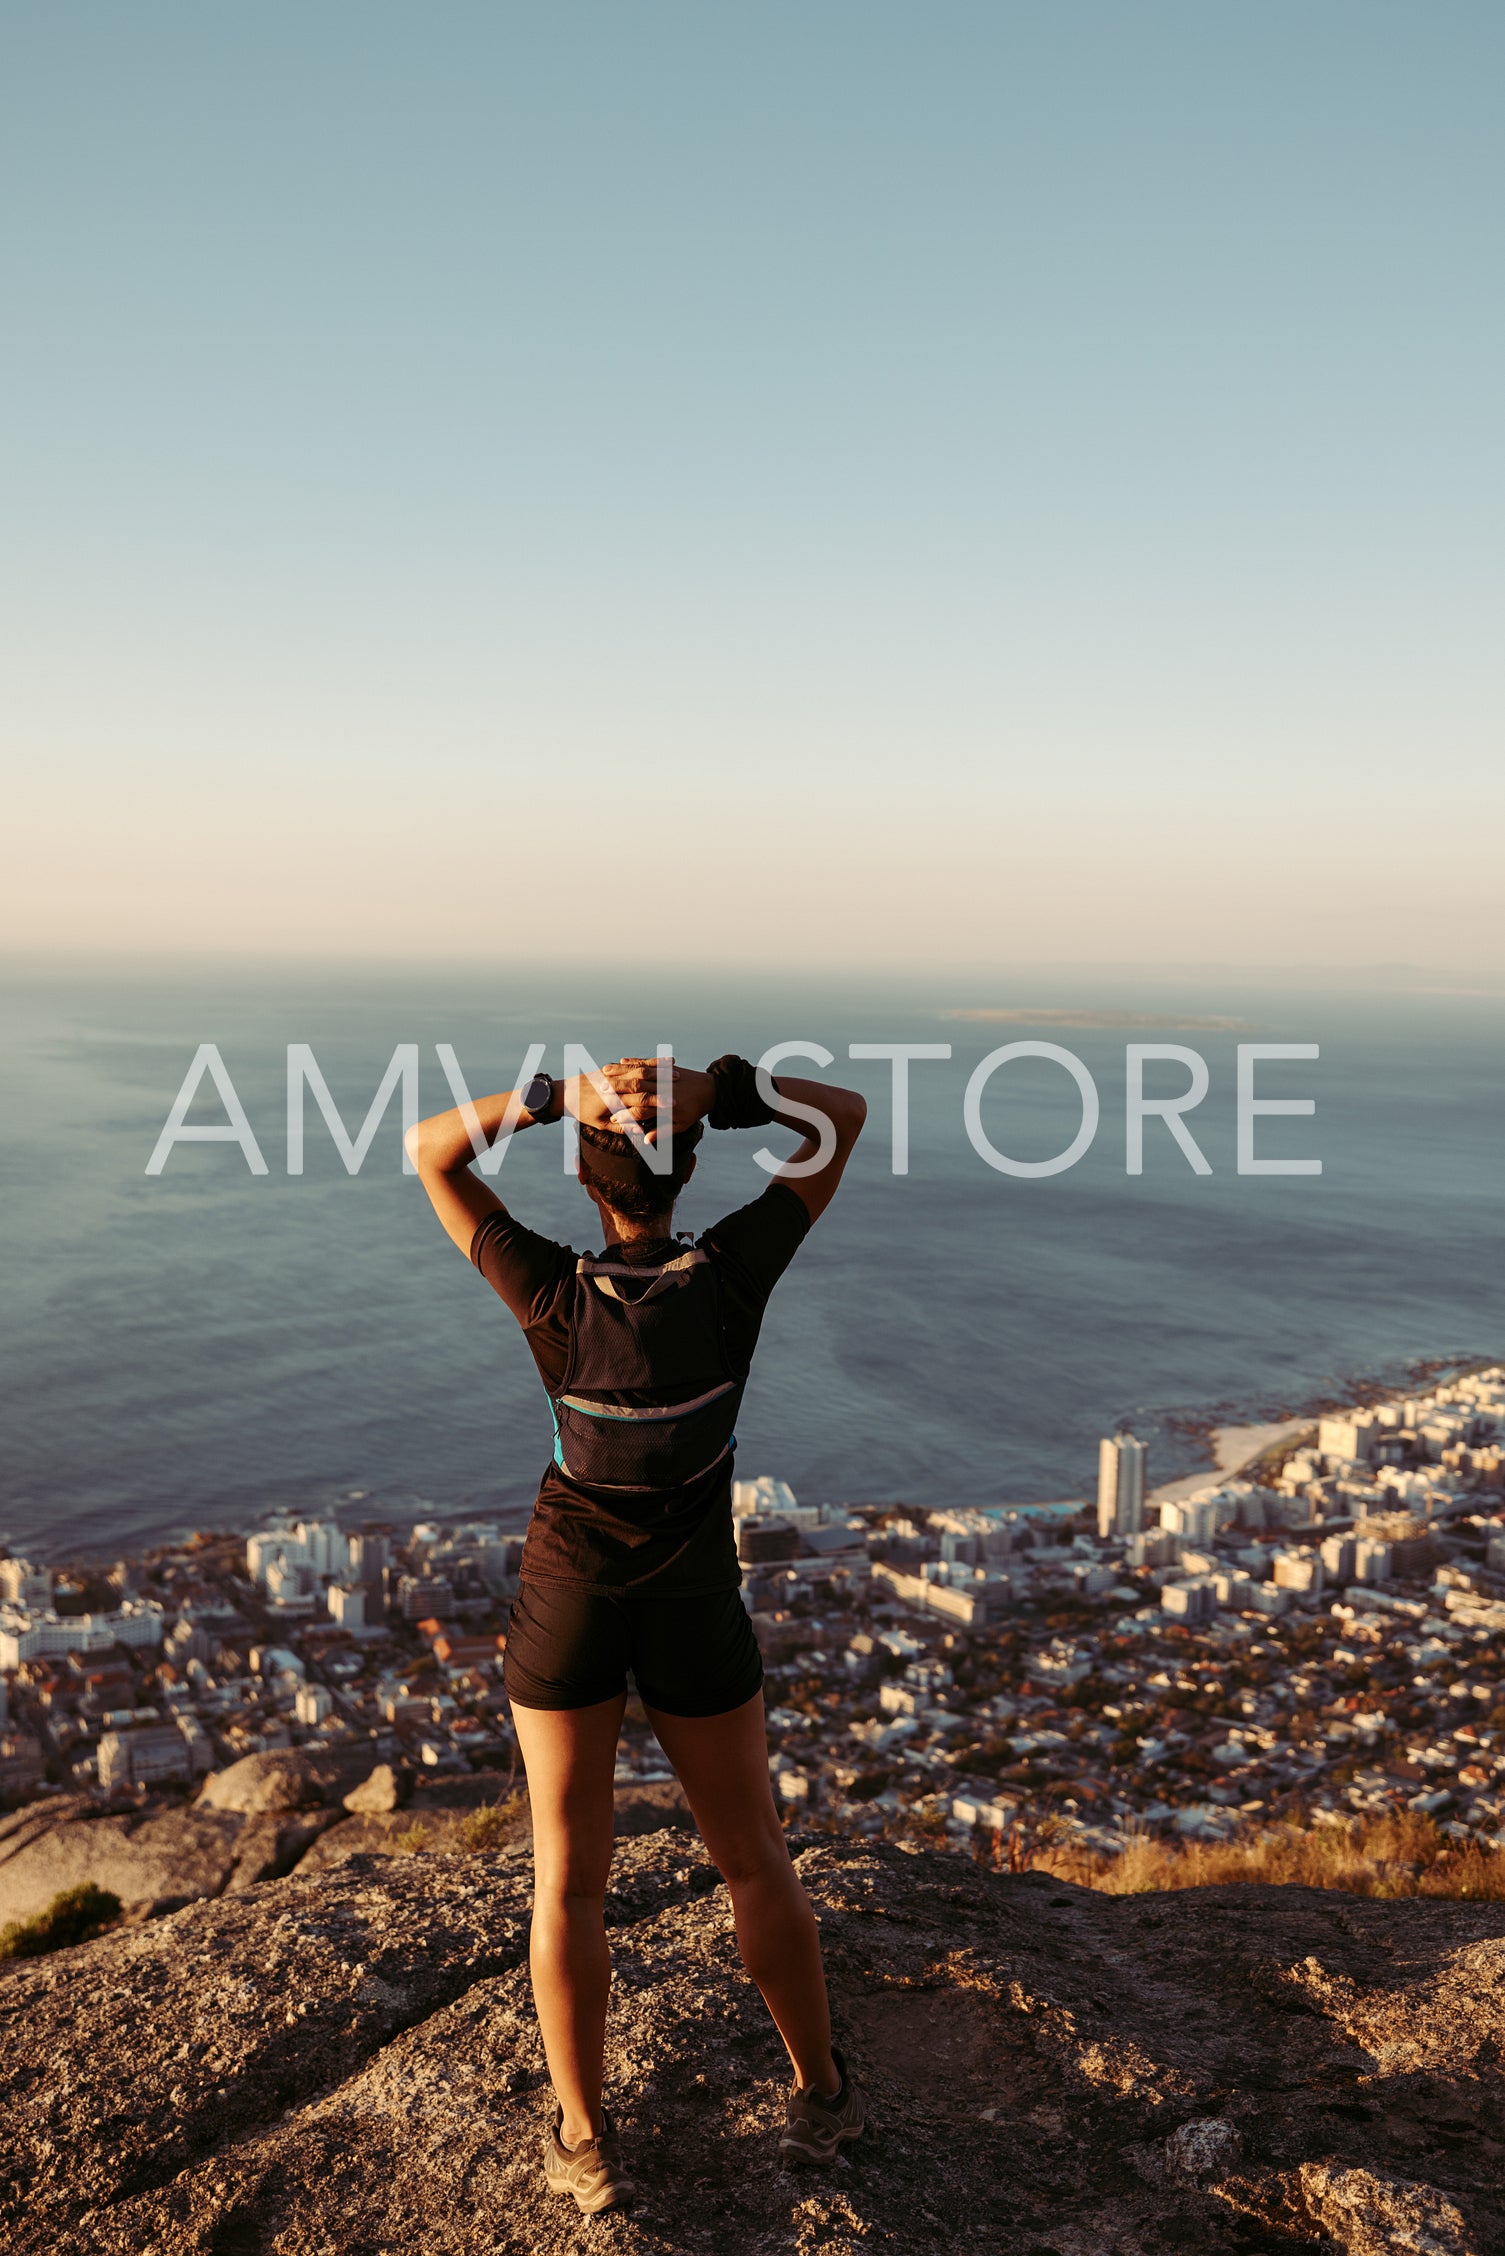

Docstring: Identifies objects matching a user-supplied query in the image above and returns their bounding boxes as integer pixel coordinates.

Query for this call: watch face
[524,1074,552,1114]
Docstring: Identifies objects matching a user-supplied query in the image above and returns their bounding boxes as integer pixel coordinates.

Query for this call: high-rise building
[294,1520,352,1580]
[327,1582,369,1630]
[350,1532,390,1590]
[1097,1434,1147,1540]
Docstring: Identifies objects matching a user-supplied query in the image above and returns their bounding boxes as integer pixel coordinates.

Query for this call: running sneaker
[779,2049,867,2164]
[541,2106,635,2213]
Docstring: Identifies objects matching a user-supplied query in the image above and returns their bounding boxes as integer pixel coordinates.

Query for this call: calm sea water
[1,959,1500,1560]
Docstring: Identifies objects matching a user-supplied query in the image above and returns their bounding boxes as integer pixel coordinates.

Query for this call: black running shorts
[503,1578,764,1716]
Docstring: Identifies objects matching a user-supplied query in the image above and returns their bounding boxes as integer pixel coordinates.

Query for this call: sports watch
[521,1072,556,1120]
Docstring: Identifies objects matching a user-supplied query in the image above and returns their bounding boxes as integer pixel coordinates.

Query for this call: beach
[1148,1416,1314,1506]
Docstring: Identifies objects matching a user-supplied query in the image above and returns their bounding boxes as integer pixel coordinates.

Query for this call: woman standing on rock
[408,1052,869,2213]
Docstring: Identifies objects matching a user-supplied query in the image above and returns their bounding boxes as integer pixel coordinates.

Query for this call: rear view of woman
[407,1052,868,2213]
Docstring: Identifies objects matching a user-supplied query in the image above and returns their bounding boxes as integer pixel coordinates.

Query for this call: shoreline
[1146,1349,1501,1509]
[1148,1416,1314,1506]
[15,1354,1498,1567]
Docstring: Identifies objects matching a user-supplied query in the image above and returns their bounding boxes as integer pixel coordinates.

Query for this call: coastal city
[4,1365,1505,1870]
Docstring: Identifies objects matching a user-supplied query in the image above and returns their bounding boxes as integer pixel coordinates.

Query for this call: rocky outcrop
[196,1748,374,1817]
[340,1761,412,1815]
[0,1771,695,1928]
[0,1753,376,1928]
[0,1797,243,1927]
[2,1833,1502,2254]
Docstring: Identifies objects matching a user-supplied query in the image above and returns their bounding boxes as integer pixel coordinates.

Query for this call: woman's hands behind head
[562,1058,715,1145]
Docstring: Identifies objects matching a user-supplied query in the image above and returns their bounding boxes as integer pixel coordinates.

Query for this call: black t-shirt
[470,1182,811,1593]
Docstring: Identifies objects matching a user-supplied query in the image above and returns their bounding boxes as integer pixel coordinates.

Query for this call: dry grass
[449,1795,527,1852]
[1020,1809,1505,1900]
[392,1794,528,1858]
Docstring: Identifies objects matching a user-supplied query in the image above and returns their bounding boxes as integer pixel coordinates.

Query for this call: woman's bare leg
[510,1693,626,2145]
[644,1688,839,2095]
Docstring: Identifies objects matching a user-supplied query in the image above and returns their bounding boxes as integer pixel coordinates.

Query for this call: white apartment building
[1354,1537,1393,1583]
[1160,1493,1219,1547]
[1097,1434,1147,1540]
[327,1583,369,1630]
[0,1600,165,1670]
[0,1560,52,1609]
[1272,1550,1324,1596]
[97,1715,210,1791]
[1320,1534,1357,1583]
[1160,1577,1215,1623]
[293,1520,352,1578]
[732,1474,799,1520]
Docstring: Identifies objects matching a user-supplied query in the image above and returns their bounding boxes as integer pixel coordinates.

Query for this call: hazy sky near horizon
[3,4,1502,972]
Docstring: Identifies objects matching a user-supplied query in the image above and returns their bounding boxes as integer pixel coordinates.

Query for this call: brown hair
[577,1118,704,1221]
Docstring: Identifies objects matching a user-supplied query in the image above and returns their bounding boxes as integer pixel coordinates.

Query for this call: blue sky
[3,4,1501,969]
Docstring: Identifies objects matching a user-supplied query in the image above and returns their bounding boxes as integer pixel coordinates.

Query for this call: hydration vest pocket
[552,1379,740,1491]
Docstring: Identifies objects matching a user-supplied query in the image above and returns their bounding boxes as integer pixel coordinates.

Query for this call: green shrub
[450,1795,525,1853]
[0,1882,122,1960]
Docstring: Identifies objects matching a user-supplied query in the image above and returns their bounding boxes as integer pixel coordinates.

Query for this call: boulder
[341,1761,412,1815]
[196,1748,368,1816]
[2,1835,1503,2255]
[0,1804,241,1927]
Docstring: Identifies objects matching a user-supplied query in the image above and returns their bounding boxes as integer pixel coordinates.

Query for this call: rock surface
[197,1749,373,1817]
[0,1773,696,1927]
[340,1762,412,1816]
[2,1832,1503,2254]
[0,1797,244,1926]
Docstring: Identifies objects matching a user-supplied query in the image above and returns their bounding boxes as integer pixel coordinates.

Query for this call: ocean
[1,959,1500,1561]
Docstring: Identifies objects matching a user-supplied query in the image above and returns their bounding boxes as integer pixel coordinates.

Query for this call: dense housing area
[4,1368,1505,1870]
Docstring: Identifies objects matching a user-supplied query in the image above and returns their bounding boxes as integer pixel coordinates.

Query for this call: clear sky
[3,4,1501,972]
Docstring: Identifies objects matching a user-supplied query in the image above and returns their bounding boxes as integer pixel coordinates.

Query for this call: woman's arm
[763,1075,867,1223]
[405,1060,708,1257]
[404,1082,563,1257]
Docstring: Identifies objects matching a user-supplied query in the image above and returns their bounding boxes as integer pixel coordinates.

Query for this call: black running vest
[547,1244,743,1493]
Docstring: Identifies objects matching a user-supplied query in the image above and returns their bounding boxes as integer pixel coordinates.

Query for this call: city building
[737,1518,800,1566]
[0,1729,45,1797]
[1160,1494,1219,1546]
[1097,1434,1147,1540]
[349,1531,391,1589]
[1160,1577,1216,1623]
[1320,1534,1357,1583]
[97,1717,209,1791]
[394,1575,454,1622]
[327,1583,370,1631]
[0,1560,53,1610]
[732,1474,799,1519]
[0,1600,165,1670]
